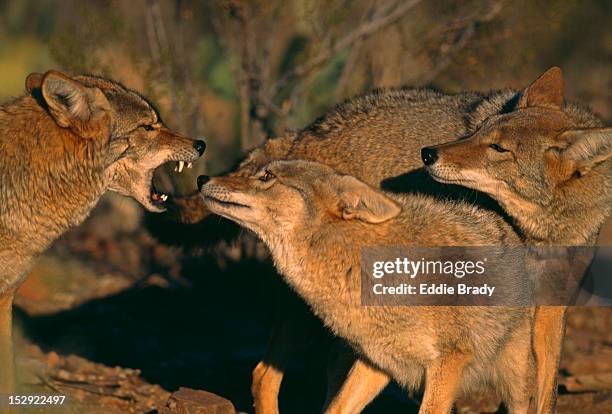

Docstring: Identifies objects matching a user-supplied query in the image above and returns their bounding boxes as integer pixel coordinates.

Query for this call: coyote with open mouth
[0,69,205,394]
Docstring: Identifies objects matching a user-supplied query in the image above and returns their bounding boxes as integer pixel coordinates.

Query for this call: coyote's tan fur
[200,160,534,413]
[424,67,611,413]
[0,70,205,394]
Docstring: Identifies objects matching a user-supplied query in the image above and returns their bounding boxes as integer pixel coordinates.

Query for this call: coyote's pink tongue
[151,190,168,204]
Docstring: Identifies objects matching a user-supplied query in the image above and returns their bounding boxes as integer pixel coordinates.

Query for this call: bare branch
[270,0,423,97]
[145,0,182,128]
[419,23,476,85]
[332,0,400,100]
[418,0,506,85]
[334,2,386,100]
[173,0,203,138]
[333,40,362,101]
[229,1,257,151]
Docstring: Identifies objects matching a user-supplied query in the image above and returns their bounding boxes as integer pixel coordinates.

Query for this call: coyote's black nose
[197,175,210,191]
[193,140,206,156]
[421,147,438,166]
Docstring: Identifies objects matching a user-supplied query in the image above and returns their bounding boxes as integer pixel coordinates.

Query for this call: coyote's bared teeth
[187,162,193,169]
[177,161,185,173]
[160,194,168,201]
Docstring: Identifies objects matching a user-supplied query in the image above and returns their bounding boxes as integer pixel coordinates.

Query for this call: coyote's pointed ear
[41,70,110,137]
[518,67,564,110]
[335,175,401,223]
[559,127,612,177]
[25,73,43,93]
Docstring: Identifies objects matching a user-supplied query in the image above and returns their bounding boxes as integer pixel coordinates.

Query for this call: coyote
[0,70,205,394]
[173,87,516,413]
[199,160,534,413]
[423,67,611,413]
[174,70,602,412]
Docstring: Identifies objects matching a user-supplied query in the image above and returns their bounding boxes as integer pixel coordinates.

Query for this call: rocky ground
[10,195,612,413]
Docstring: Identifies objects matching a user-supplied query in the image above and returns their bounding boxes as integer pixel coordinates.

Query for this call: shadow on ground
[16,248,417,413]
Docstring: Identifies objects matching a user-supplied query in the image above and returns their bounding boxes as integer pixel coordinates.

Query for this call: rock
[159,387,236,414]
[563,372,612,393]
[18,346,170,413]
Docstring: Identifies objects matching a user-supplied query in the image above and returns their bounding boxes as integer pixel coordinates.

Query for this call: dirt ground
[11,195,612,414]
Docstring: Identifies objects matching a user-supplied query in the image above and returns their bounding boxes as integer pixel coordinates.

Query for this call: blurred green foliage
[195,36,238,100]
[0,0,55,98]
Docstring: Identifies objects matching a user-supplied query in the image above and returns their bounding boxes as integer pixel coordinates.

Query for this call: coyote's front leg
[252,360,284,414]
[418,352,471,414]
[251,311,292,414]
[534,306,567,414]
[0,291,15,400]
[253,283,328,414]
[323,358,390,414]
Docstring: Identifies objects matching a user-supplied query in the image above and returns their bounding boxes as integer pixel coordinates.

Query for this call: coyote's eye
[489,143,509,153]
[259,170,276,182]
[141,124,155,131]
